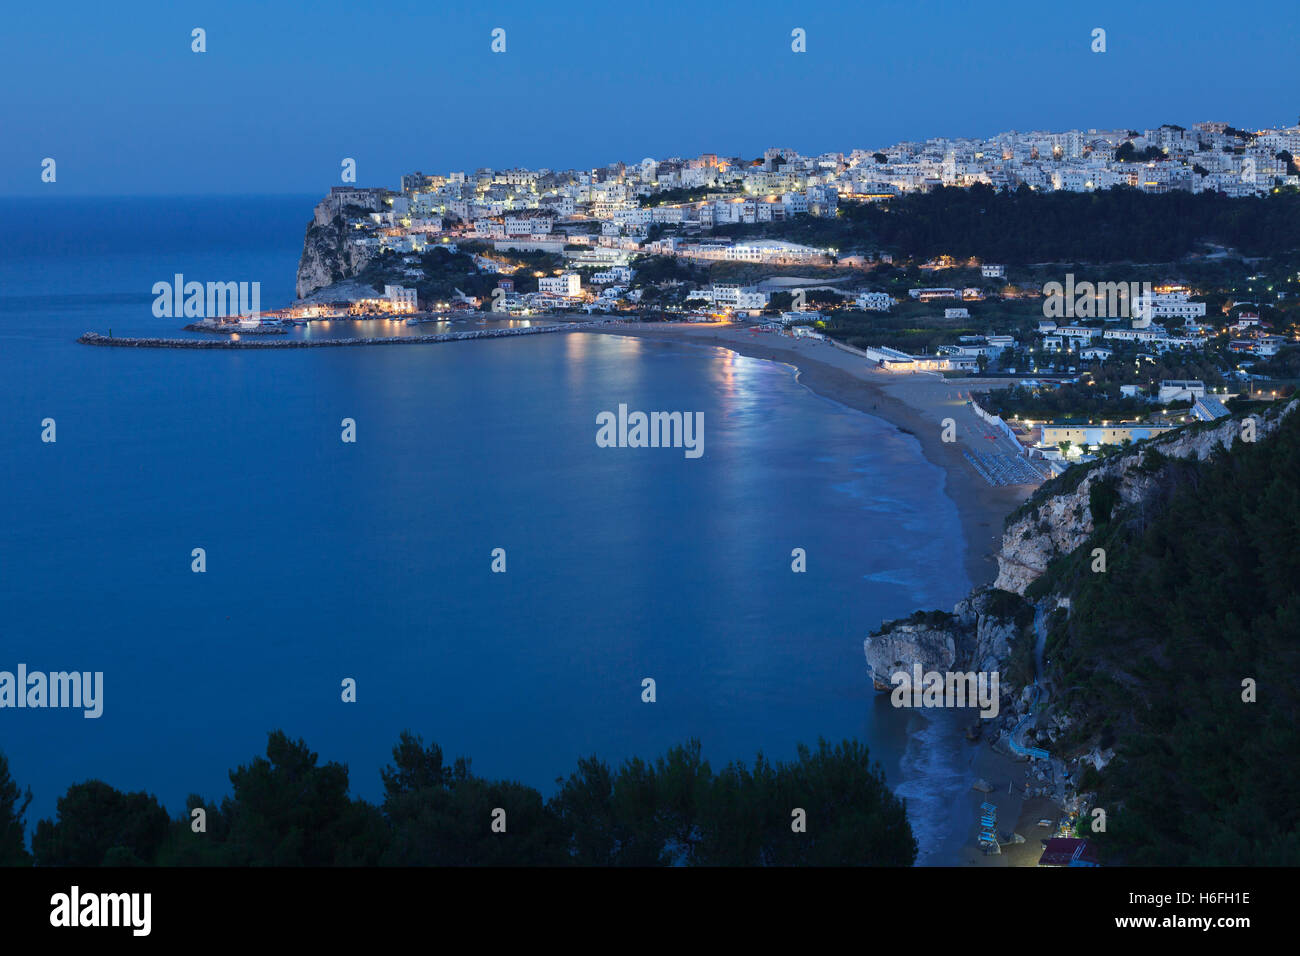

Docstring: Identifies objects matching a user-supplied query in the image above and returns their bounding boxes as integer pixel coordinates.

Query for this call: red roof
[1038,838,1101,867]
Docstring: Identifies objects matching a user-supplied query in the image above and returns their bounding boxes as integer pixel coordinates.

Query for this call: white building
[1104,327,1164,343]
[591,266,632,285]
[1157,379,1206,403]
[1134,291,1207,322]
[384,285,418,313]
[722,240,828,264]
[792,326,826,339]
[709,284,770,310]
[538,273,581,297]
[855,291,894,311]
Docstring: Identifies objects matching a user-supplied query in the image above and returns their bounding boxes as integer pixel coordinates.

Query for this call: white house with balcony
[856,291,894,311]
[539,273,581,297]
[708,284,770,310]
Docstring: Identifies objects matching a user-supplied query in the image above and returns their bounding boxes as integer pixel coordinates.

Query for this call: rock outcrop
[863,613,959,690]
[863,590,1026,690]
[994,400,1298,594]
[295,213,376,300]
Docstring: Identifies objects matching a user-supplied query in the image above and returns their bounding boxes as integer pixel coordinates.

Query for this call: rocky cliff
[864,399,1298,692]
[993,400,1299,594]
[863,590,1025,691]
[864,400,1300,848]
[295,209,376,300]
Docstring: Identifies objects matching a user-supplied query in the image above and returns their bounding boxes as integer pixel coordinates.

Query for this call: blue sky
[2,0,1296,195]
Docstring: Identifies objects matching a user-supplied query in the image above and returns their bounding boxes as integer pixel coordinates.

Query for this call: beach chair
[980,802,996,811]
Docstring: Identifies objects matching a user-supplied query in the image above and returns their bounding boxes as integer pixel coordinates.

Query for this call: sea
[0,196,973,862]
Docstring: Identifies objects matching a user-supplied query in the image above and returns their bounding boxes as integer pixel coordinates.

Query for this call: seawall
[78,323,599,349]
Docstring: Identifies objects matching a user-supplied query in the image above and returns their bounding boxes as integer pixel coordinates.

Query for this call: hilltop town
[277,119,1300,473]
[296,119,1300,293]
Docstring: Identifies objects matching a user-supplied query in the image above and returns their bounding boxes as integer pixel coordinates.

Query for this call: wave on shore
[893,710,972,866]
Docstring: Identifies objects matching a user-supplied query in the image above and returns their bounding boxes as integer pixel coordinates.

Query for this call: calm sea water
[0,197,971,860]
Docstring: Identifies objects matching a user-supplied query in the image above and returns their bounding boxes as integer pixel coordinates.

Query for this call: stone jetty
[79,322,602,350]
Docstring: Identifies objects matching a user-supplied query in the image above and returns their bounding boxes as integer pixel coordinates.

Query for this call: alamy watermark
[596,404,704,458]
[1042,274,1152,321]
[151,274,260,320]
[50,886,150,936]
[0,664,103,718]
[890,662,999,718]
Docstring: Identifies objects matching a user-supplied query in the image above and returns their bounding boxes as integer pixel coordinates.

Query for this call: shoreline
[582,324,1053,866]
[81,315,1047,863]
[81,316,1036,588]
[583,323,1036,590]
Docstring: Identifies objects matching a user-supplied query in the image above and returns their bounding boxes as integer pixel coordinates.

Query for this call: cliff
[863,590,1027,691]
[295,207,377,300]
[993,400,1299,594]
[865,401,1299,689]
[862,399,1300,862]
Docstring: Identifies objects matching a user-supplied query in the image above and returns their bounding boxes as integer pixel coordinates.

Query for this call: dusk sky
[4,0,1297,196]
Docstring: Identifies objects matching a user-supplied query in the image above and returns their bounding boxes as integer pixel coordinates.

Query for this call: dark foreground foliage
[5,734,916,867]
[1042,408,1300,864]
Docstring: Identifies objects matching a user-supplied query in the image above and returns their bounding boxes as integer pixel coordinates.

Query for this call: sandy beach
[584,322,1036,589]
[951,736,1067,867]
[584,322,1059,865]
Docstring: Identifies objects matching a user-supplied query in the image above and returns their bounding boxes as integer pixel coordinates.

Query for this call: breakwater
[79,322,600,349]
[182,323,287,335]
